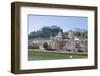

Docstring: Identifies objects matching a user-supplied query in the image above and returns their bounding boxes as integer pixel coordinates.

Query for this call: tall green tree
[43,42,48,50]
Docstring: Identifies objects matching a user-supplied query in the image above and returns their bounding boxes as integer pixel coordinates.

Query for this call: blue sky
[28,15,88,33]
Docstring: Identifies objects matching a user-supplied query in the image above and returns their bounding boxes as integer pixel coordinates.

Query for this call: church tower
[57,29,63,39]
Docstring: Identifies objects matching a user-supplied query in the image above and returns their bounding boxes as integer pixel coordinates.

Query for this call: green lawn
[28,50,88,61]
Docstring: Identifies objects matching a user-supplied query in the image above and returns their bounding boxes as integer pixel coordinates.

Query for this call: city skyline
[28,15,88,33]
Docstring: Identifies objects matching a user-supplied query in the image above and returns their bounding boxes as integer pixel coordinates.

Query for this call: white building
[68,30,75,39]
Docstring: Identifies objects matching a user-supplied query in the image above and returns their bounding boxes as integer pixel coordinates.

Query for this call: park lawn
[28,49,88,61]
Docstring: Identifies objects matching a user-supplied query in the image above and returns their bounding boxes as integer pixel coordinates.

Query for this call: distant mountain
[70,28,88,32]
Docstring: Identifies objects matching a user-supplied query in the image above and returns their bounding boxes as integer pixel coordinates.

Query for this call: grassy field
[28,49,88,61]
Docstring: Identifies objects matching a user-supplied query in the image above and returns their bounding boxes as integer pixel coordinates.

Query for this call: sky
[28,15,88,33]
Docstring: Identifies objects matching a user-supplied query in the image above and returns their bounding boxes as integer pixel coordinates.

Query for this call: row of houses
[28,30,87,52]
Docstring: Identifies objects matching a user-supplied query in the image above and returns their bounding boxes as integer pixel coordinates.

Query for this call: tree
[75,32,81,37]
[43,42,48,50]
